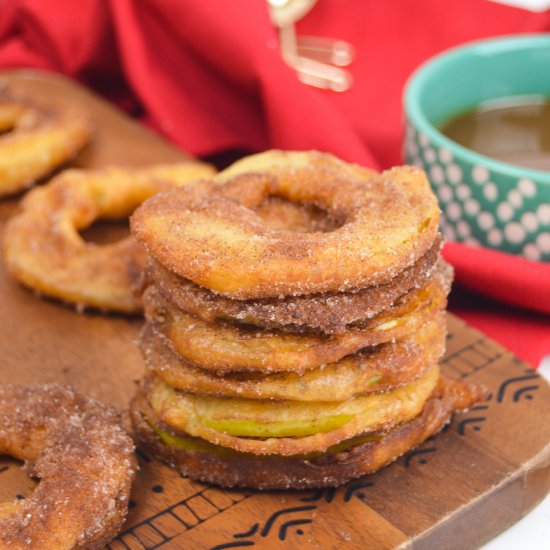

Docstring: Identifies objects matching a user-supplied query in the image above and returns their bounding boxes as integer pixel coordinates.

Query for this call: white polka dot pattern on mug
[518,178,536,197]
[521,212,538,233]
[488,227,503,246]
[537,232,550,253]
[403,123,549,261]
[523,243,541,261]
[446,163,462,184]
[484,182,498,201]
[497,202,514,222]
[438,184,453,203]
[456,184,471,200]
[508,189,523,208]
[538,204,550,225]
[504,222,526,244]
[456,220,471,238]
[472,165,489,184]
[465,198,481,216]
[424,148,436,163]
[429,164,445,185]
[439,148,453,163]
[446,201,462,221]
[478,211,495,230]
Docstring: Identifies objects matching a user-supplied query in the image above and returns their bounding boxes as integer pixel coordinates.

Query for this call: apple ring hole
[0,455,37,504]
[79,219,131,245]
[254,196,346,233]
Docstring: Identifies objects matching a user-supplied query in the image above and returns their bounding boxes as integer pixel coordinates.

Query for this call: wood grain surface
[0,70,549,550]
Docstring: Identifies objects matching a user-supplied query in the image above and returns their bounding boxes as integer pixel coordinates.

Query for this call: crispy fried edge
[147,237,443,334]
[144,262,451,373]
[131,152,440,299]
[131,376,488,489]
[141,313,446,401]
[143,365,440,456]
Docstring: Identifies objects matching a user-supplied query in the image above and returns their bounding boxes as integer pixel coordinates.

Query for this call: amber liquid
[440,96,550,171]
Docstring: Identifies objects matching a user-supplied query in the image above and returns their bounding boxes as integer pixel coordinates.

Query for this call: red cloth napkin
[0,0,549,366]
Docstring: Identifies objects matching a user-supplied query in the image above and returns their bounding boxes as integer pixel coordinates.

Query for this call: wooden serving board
[0,70,549,550]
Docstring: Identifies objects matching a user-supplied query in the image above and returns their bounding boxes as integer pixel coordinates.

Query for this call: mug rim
[404,33,550,184]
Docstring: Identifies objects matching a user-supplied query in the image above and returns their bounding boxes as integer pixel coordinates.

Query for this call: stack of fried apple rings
[130,150,488,489]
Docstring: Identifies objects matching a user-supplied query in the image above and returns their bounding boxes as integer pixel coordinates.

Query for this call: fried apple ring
[144,365,440,456]
[142,314,446,401]
[131,150,440,299]
[0,384,136,549]
[131,376,488,488]
[0,83,92,197]
[144,261,452,373]
[147,236,442,334]
[3,162,215,313]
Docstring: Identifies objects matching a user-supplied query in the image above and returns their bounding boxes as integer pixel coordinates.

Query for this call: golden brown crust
[0,83,93,197]
[0,384,136,549]
[2,163,215,313]
[142,366,440,456]
[146,236,443,334]
[131,376,489,489]
[143,261,452,373]
[141,314,447,401]
[131,151,440,299]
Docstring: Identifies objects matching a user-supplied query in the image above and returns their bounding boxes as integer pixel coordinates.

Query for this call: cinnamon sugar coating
[141,313,446,401]
[0,384,136,549]
[143,260,452,374]
[141,365,441,456]
[131,151,440,299]
[146,236,442,334]
[128,150,488,491]
[131,376,489,489]
[3,163,215,313]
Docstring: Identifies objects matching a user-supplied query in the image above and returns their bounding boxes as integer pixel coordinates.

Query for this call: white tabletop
[482,491,550,549]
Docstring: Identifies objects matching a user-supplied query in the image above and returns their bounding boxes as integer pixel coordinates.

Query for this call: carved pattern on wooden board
[101,322,548,550]
[108,481,250,549]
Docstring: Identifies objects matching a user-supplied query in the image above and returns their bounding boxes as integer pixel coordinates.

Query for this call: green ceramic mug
[404,34,550,261]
